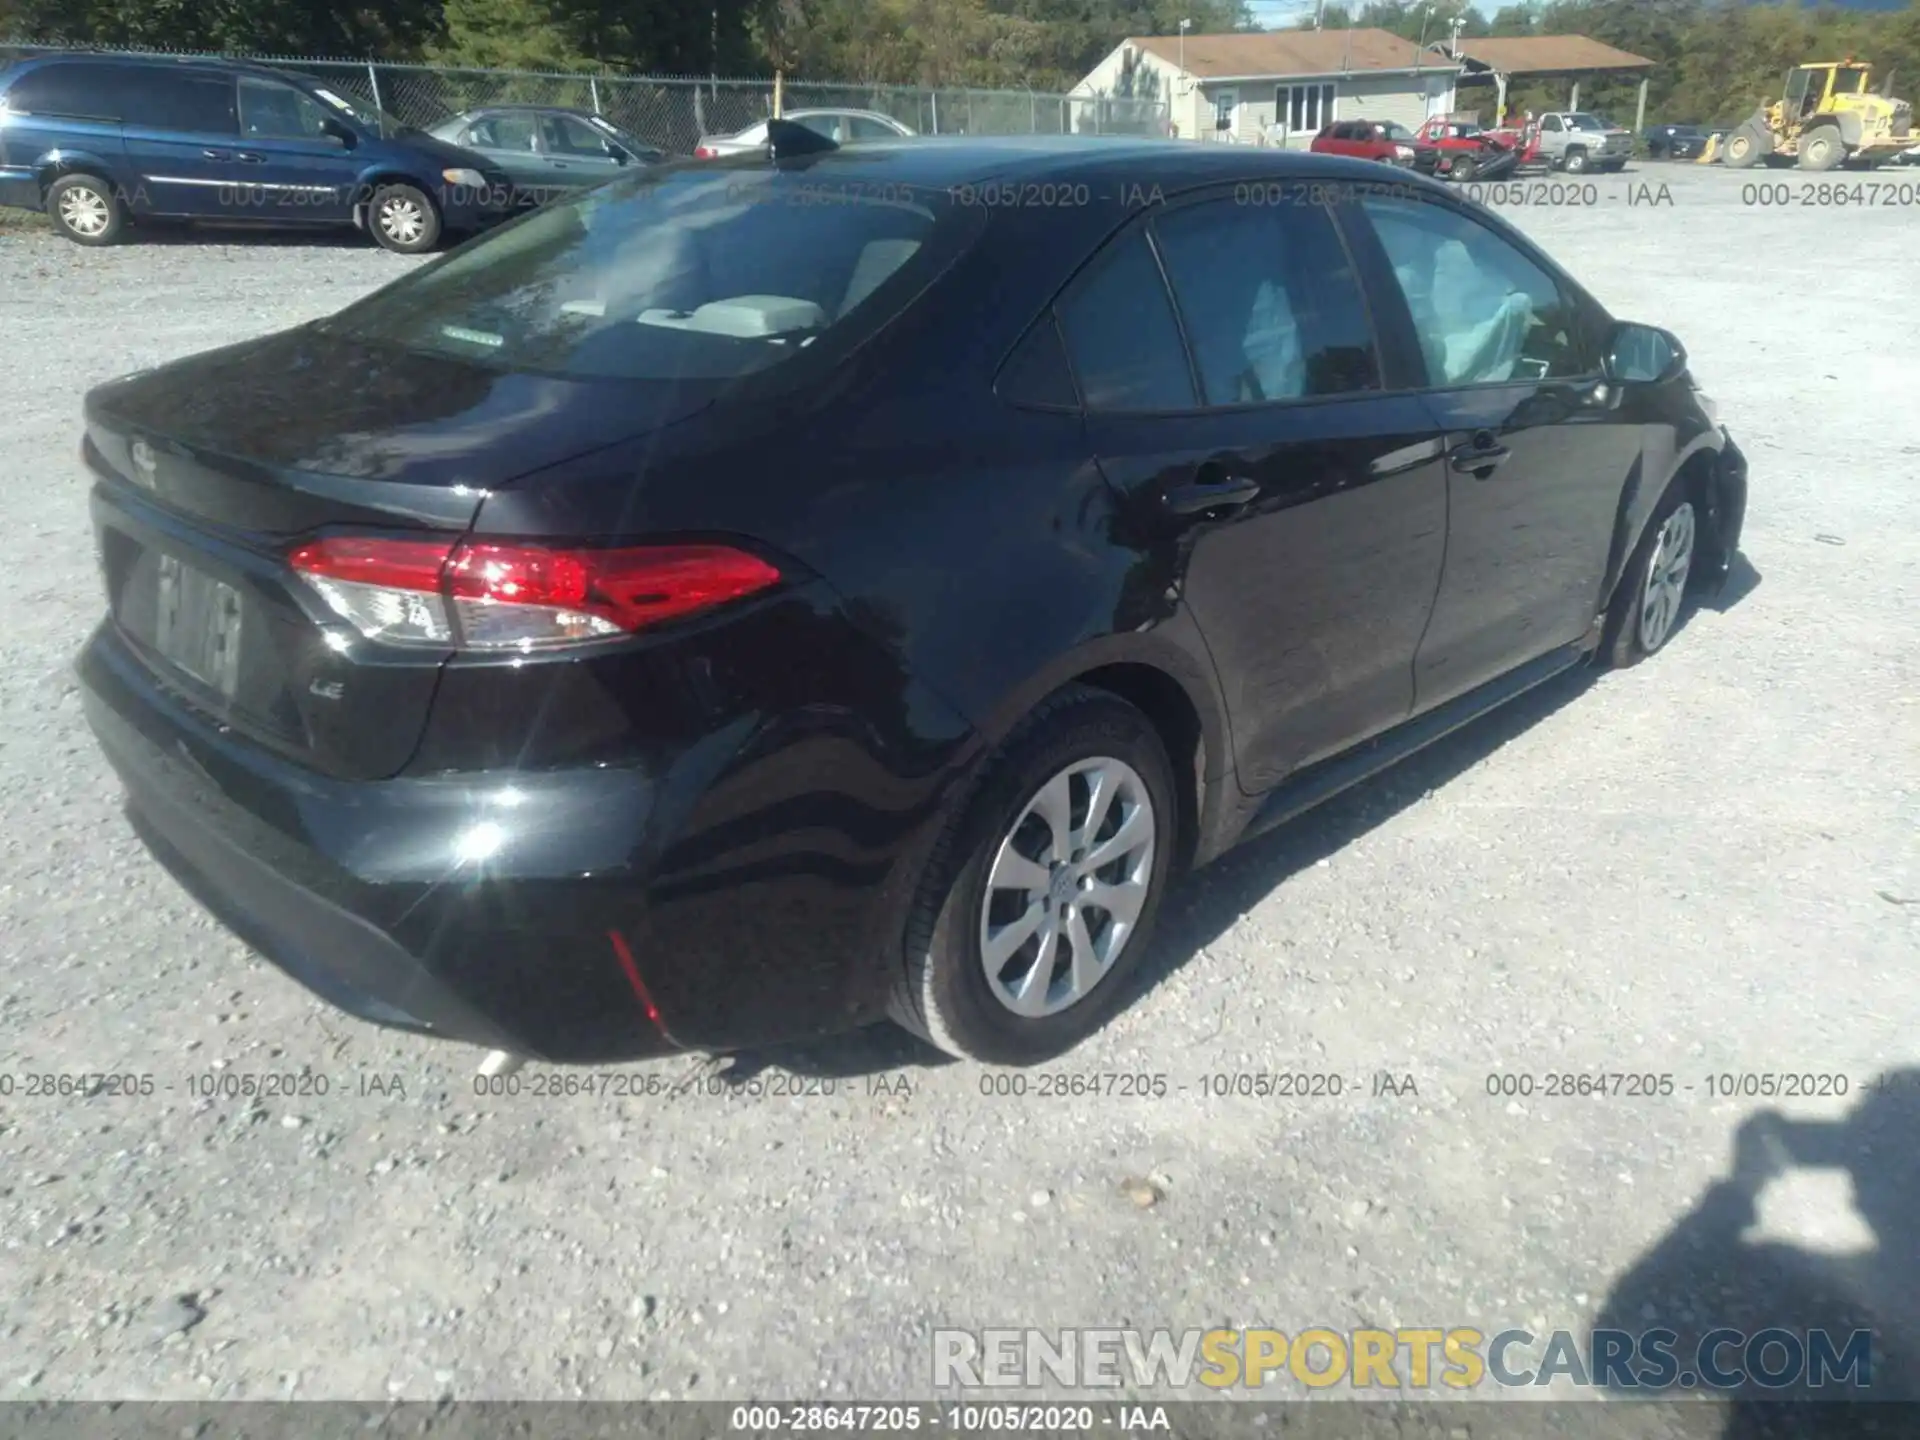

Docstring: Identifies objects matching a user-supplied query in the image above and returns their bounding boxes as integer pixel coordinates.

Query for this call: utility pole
[1448,14,1465,59]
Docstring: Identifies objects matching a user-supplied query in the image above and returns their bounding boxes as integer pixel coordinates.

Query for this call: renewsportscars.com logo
[932,1327,1874,1393]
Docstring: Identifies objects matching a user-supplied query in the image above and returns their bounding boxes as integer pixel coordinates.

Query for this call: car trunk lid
[84,325,716,780]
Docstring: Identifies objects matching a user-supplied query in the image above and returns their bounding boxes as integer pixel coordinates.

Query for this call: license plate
[154,554,244,699]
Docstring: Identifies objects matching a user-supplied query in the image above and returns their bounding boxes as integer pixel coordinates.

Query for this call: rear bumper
[77,572,975,1062]
[79,621,684,1063]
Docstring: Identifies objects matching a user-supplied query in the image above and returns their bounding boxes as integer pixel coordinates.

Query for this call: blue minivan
[0,52,522,251]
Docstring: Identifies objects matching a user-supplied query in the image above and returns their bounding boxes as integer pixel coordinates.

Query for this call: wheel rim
[1638,501,1695,653]
[978,757,1156,1019]
[379,196,425,245]
[59,185,110,236]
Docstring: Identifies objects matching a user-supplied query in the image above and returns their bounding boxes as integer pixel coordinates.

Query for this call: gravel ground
[1,165,1916,1410]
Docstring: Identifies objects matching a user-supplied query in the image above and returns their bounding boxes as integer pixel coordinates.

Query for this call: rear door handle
[235,151,266,164]
[1162,473,1261,516]
[201,148,232,160]
[1449,436,1512,476]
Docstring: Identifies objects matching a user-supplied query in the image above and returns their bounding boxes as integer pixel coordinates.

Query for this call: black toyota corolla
[76,125,1747,1067]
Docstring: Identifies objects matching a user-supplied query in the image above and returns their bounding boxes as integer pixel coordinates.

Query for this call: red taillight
[288,537,781,652]
[694,145,718,159]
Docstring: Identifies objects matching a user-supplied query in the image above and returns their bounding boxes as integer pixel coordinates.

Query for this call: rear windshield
[1379,122,1413,141]
[1567,113,1608,130]
[322,165,969,381]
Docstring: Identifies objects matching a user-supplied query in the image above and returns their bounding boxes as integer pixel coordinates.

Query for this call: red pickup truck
[1311,119,1442,175]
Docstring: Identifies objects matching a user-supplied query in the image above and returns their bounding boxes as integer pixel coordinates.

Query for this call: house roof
[1447,35,1655,76]
[1129,28,1458,80]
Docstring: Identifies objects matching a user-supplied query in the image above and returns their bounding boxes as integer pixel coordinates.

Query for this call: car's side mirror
[1603,321,1687,384]
[320,117,357,149]
[606,142,630,164]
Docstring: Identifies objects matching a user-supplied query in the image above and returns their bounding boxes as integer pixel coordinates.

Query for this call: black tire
[1797,126,1844,172]
[892,685,1179,1064]
[1563,146,1591,174]
[1723,125,1767,169]
[367,182,442,254]
[1450,154,1478,182]
[45,173,124,246]
[1601,480,1699,669]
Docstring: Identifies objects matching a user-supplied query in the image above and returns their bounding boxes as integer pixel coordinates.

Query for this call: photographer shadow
[1593,1068,1920,1436]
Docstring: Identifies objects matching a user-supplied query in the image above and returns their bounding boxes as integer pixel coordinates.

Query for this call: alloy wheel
[977,757,1156,1018]
[59,186,111,237]
[1638,501,1695,652]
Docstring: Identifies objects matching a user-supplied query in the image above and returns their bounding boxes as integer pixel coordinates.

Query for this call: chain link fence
[0,42,1171,152]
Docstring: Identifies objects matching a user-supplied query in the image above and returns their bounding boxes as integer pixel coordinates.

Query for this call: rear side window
[2,62,125,120]
[1151,195,1379,403]
[996,316,1078,410]
[1056,231,1196,412]
[323,167,974,382]
[118,72,238,136]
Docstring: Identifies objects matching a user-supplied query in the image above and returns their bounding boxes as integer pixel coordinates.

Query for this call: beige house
[1071,28,1464,146]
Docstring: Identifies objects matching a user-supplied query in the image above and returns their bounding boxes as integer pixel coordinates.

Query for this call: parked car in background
[0,51,518,251]
[1535,111,1633,172]
[426,106,672,202]
[74,131,1747,1068]
[693,107,914,158]
[1311,119,1441,174]
[1410,116,1521,181]
[1643,122,1709,160]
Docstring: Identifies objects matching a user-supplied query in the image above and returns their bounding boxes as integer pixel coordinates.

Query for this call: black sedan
[75,126,1748,1067]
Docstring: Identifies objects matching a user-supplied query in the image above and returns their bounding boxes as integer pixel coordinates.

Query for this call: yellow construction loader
[1722,60,1914,170]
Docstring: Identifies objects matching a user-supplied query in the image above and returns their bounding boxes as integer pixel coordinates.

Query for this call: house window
[1276,82,1336,134]
[1213,88,1239,132]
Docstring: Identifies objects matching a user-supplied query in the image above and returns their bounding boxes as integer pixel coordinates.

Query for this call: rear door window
[796,114,848,142]
[118,71,239,136]
[3,62,125,120]
[1151,194,1379,403]
[1056,230,1197,412]
[322,166,976,382]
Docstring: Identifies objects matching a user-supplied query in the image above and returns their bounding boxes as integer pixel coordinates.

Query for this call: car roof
[781,107,901,121]
[8,50,329,87]
[703,134,1424,192]
[458,104,608,120]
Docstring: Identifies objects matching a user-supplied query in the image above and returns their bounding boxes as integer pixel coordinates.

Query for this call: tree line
[1319,1,1920,128]
[4,0,1920,121]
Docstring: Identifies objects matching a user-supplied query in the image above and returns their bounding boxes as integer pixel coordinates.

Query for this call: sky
[1238,0,1501,25]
